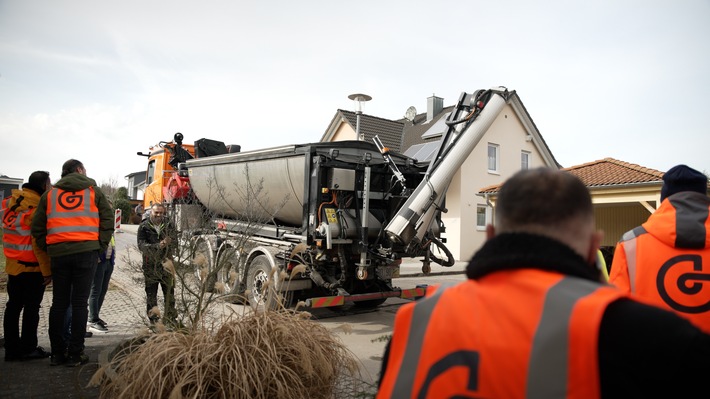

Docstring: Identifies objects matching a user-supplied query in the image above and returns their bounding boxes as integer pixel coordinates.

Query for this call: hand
[43,276,52,286]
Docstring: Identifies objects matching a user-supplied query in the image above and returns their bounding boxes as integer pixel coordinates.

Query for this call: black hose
[428,235,455,267]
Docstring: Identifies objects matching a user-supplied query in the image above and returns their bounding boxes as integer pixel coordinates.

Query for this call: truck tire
[246,255,292,311]
[215,243,244,303]
[192,238,216,292]
[353,297,387,308]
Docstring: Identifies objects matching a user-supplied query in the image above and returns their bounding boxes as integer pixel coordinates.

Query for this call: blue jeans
[89,259,114,322]
[48,251,98,356]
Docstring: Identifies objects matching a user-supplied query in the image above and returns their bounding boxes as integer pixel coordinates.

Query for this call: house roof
[401,89,559,168]
[563,158,664,187]
[478,158,665,194]
[396,105,456,152]
[125,170,147,184]
[320,110,405,152]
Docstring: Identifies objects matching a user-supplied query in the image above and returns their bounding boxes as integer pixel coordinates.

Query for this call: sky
[1,0,709,186]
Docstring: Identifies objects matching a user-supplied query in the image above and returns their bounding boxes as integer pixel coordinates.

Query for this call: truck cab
[140,133,196,209]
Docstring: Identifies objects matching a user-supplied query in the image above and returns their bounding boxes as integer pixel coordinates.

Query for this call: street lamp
[348,93,372,141]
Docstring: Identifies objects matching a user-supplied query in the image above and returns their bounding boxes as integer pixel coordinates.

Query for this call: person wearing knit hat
[610,164,710,333]
[660,164,708,201]
[2,171,53,361]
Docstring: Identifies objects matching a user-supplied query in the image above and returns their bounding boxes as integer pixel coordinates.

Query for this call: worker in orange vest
[610,164,710,333]
[2,171,52,361]
[31,159,114,367]
[377,168,710,399]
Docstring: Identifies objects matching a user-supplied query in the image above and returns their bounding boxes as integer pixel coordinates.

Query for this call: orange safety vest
[377,269,625,399]
[46,187,100,244]
[2,197,38,263]
[609,192,710,333]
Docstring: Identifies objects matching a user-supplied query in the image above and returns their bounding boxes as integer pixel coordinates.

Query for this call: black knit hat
[660,165,708,201]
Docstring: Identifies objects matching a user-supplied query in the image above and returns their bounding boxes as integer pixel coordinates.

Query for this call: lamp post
[348,93,372,141]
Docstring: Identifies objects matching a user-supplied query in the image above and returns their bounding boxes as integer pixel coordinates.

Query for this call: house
[321,88,560,261]
[480,158,667,264]
[564,158,665,262]
[320,109,405,152]
[0,175,23,204]
[125,170,146,201]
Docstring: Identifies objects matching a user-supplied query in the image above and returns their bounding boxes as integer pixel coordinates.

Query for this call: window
[521,151,530,170]
[487,143,499,173]
[476,205,487,229]
[147,161,156,185]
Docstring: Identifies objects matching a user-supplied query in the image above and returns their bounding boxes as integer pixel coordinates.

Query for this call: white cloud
[1,0,709,183]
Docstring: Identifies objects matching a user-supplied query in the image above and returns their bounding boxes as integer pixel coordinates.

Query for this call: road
[113,225,467,386]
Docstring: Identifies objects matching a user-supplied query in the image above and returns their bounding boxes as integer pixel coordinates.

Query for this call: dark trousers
[89,259,114,322]
[143,264,176,322]
[3,272,46,357]
[48,251,98,356]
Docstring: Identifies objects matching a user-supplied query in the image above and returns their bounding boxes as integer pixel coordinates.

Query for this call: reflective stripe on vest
[2,205,38,262]
[621,226,647,293]
[46,187,99,244]
[382,273,622,399]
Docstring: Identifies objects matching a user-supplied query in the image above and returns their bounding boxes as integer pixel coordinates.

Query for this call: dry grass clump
[91,310,361,399]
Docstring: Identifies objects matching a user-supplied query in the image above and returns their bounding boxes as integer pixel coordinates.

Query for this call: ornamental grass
[90,310,361,399]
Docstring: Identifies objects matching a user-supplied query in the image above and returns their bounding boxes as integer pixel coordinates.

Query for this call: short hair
[495,168,593,232]
[151,203,166,211]
[25,171,51,194]
[28,170,50,187]
[61,159,84,178]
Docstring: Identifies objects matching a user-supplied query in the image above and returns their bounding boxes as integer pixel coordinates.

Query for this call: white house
[321,88,559,261]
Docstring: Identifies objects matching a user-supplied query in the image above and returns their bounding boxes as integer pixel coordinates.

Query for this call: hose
[427,234,455,267]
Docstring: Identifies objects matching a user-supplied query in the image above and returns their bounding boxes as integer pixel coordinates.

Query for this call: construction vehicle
[138,87,511,310]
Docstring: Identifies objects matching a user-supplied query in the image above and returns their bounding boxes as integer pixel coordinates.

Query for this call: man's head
[660,164,708,201]
[24,171,51,194]
[61,159,86,178]
[149,203,167,224]
[490,167,600,264]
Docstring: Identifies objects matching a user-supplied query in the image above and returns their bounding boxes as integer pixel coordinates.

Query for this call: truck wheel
[246,255,292,311]
[353,298,387,308]
[192,238,216,292]
[215,243,243,303]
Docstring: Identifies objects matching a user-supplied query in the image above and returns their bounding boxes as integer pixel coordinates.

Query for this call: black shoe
[23,346,51,360]
[88,322,108,333]
[50,353,67,366]
[4,353,23,362]
[85,331,94,338]
[65,352,89,367]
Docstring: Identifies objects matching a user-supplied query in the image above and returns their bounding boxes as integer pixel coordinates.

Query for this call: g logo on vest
[58,191,84,210]
[657,254,710,313]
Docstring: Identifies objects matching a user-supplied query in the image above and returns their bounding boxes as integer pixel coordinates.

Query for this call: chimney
[427,94,443,122]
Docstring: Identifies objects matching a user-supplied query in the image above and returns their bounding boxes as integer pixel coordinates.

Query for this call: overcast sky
[1,0,708,186]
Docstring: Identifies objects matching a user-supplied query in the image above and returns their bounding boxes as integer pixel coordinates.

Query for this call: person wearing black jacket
[137,203,177,325]
[377,168,710,399]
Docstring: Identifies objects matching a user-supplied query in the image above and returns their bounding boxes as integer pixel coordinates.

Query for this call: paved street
[0,223,467,398]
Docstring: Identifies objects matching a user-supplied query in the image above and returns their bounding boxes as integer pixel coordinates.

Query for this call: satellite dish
[405,106,417,121]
